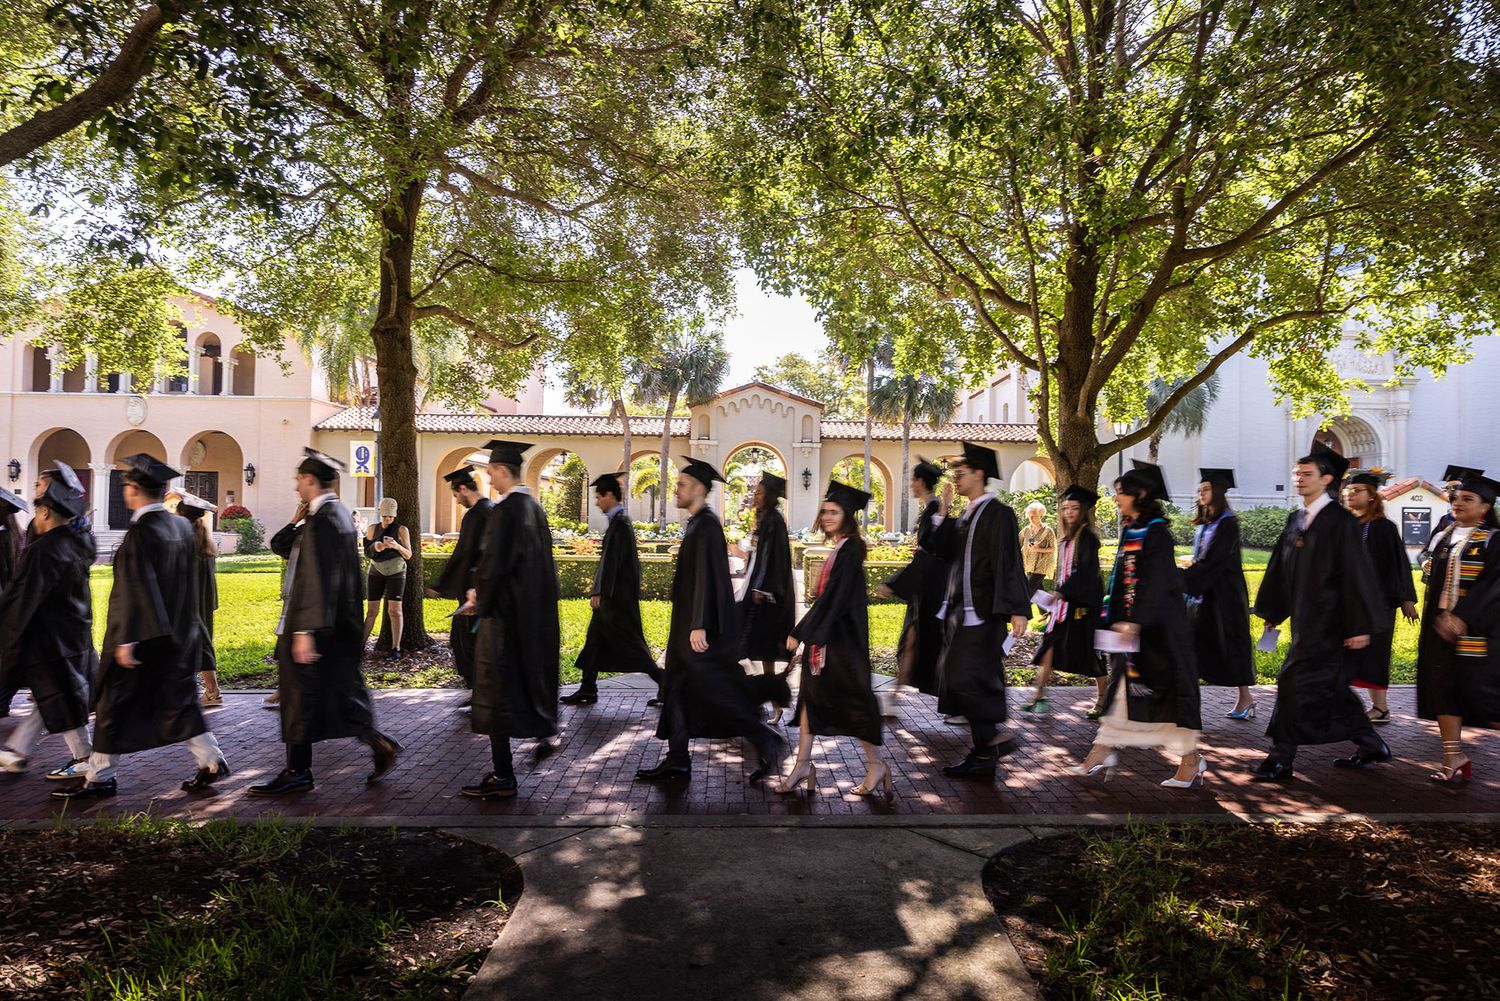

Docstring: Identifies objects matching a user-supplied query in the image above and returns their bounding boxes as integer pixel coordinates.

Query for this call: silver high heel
[1226,702,1255,720]
[776,762,816,794]
[1161,755,1209,788]
[1067,750,1118,778]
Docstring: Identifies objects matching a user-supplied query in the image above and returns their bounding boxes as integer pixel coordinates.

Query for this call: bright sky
[541,268,828,414]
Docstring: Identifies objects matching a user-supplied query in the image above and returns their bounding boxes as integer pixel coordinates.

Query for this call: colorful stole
[1441,527,1492,657]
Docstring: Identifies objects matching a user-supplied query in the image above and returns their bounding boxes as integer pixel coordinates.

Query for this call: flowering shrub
[421,537,458,553]
[221,504,251,520]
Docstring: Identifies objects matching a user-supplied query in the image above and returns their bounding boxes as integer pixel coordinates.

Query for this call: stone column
[46,347,64,393]
[89,462,112,529]
[83,353,99,392]
[219,356,237,396]
[117,372,131,394]
[187,344,202,394]
[154,375,168,395]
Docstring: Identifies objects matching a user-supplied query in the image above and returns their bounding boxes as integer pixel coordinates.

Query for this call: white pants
[86,731,224,784]
[5,706,91,761]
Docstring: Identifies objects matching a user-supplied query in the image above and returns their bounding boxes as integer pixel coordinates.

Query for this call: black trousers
[286,729,384,771]
[970,718,998,755]
[1270,725,1384,765]
[663,717,780,770]
[490,734,514,779]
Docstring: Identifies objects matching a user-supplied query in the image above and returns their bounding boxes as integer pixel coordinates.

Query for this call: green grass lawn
[87,560,1420,688]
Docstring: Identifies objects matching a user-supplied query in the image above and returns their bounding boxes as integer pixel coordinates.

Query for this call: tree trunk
[1148,432,1162,465]
[618,397,632,516]
[658,387,678,531]
[899,415,911,531]
[1044,263,1109,498]
[369,176,430,651]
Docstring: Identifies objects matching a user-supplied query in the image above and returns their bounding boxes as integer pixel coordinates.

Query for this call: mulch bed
[0,823,521,999]
[983,822,1500,1001]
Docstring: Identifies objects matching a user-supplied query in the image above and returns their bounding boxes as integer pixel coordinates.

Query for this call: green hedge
[555,555,676,600]
[804,553,907,604]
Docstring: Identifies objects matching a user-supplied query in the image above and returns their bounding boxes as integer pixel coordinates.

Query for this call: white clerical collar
[1300,490,1333,526]
[310,492,338,514]
[131,502,166,523]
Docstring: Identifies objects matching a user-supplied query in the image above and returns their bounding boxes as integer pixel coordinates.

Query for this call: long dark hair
[1058,499,1097,543]
[1115,479,1165,527]
[1192,482,1228,526]
[823,505,861,542]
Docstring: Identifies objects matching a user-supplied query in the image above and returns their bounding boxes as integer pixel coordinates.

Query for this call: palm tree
[868,373,961,530]
[829,334,894,502]
[1145,374,1223,463]
[635,324,729,530]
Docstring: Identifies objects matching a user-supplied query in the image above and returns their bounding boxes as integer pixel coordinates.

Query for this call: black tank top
[366,521,403,564]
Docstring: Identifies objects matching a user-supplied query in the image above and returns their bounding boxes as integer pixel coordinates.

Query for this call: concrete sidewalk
[455,825,1042,1001]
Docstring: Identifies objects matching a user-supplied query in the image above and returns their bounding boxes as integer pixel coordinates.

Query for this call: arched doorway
[723,442,788,537]
[105,429,169,529]
[830,454,893,530]
[1317,416,1383,471]
[1008,456,1055,492]
[28,428,92,503]
[629,451,680,526]
[179,430,245,516]
[196,333,224,395]
[526,448,588,530]
[433,444,491,535]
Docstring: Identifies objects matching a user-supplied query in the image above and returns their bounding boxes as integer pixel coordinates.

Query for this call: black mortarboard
[759,472,786,500]
[1198,468,1236,490]
[483,439,532,467]
[1345,471,1387,489]
[1059,484,1099,508]
[119,452,181,489]
[680,456,724,488]
[1120,460,1169,501]
[825,479,872,516]
[176,492,214,520]
[298,447,346,481]
[0,486,27,515]
[1443,464,1484,485]
[443,467,478,489]
[590,471,626,497]
[38,460,86,518]
[913,456,943,488]
[1305,439,1350,482]
[958,442,1000,481]
[1458,472,1500,505]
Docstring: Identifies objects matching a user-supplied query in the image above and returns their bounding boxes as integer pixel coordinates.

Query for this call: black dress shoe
[460,772,518,799]
[366,734,403,782]
[1334,744,1393,768]
[248,769,314,796]
[1249,759,1295,782]
[51,778,117,801]
[646,697,664,708]
[635,761,691,782]
[559,691,599,706]
[181,759,231,792]
[942,753,997,778]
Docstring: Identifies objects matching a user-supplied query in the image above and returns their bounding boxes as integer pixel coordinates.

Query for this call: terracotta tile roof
[315,407,690,436]
[315,407,1039,444]
[817,420,1038,443]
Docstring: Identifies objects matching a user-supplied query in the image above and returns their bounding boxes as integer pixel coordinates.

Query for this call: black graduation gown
[94,508,208,754]
[1099,519,1202,729]
[433,497,492,685]
[932,496,1031,723]
[270,499,376,745]
[576,509,658,679]
[1347,516,1417,689]
[197,552,218,673]
[885,499,949,695]
[1254,502,1383,747]
[1415,525,1500,726]
[791,536,882,743]
[0,522,16,594]
[0,524,96,732]
[1182,514,1255,687]
[1033,529,1107,678]
[739,505,795,663]
[471,491,560,739]
[656,506,765,740]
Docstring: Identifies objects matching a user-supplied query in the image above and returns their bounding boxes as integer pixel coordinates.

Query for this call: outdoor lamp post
[243,462,256,485]
[1111,423,1132,479]
[801,468,812,490]
[6,459,18,482]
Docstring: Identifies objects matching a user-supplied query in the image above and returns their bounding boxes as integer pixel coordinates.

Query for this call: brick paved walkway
[1,683,1494,825]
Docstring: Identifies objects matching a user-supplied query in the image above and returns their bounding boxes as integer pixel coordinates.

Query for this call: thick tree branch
[413,303,542,349]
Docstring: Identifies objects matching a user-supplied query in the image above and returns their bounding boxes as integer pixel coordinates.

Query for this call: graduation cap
[1345,470,1389,490]
[0,486,27,515]
[1059,484,1099,508]
[119,452,181,489]
[1442,464,1484,485]
[176,492,215,521]
[759,472,786,500]
[680,456,724,489]
[1119,460,1170,501]
[483,439,532,468]
[590,471,626,497]
[912,456,944,488]
[1457,472,1500,506]
[443,467,478,490]
[298,447,346,481]
[825,479,872,516]
[37,460,86,518]
[1303,439,1350,483]
[957,442,1000,482]
[1198,468,1236,491]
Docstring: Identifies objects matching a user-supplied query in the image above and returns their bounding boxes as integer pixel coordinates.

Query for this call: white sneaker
[0,749,27,774]
[45,759,88,781]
